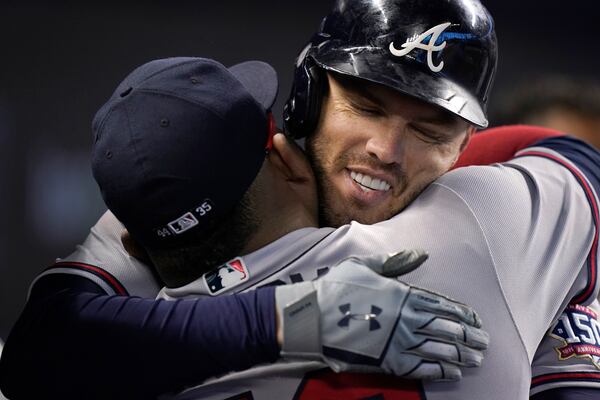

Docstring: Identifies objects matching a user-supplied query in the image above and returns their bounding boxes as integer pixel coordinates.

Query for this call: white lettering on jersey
[389,22,452,72]
[551,304,600,369]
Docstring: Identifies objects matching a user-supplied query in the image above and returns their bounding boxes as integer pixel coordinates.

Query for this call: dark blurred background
[0,0,599,339]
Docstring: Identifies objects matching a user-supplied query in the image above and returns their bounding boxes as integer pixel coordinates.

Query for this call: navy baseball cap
[92,57,278,248]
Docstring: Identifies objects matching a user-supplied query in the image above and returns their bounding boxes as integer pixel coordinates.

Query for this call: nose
[364,127,404,165]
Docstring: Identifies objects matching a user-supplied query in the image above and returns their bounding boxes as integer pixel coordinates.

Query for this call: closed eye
[410,125,449,144]
[349,101,384,117]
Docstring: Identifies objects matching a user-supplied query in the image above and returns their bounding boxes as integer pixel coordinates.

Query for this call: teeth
[349,170,391,191]
[362,175,372,187]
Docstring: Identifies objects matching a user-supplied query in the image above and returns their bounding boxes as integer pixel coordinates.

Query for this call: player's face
[306,73,473,227]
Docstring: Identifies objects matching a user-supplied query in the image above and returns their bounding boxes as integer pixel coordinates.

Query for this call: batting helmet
[283,0,498,138]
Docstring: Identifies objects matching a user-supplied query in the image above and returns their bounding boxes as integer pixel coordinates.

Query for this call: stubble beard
[306,134,425,228]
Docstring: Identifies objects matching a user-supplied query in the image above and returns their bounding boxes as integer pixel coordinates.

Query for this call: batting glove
[275,249,489,381]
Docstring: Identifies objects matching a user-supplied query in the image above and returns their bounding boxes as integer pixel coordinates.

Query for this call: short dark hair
[145,188,259,288]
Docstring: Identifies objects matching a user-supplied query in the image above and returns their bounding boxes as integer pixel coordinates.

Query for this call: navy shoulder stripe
[532,136,600,200]
[531,371,600,390]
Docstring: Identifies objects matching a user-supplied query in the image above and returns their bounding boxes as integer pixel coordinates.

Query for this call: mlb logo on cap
[91,57,278,248]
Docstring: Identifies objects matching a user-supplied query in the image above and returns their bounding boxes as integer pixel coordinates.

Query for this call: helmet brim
[313,45,488,129]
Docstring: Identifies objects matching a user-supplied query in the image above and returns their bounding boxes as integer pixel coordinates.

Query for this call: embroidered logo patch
[551,304,600,369]
[154,199,215,239]
[168,212,199,234]
[203,258,249,295]
[338,304,382,331]
[389,22,452,72]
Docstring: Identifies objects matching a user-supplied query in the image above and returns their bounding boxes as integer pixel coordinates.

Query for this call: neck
[241,203,317,255]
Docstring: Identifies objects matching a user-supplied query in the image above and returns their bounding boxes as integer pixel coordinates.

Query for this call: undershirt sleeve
[0,273,279,400]
[453,125,562,168]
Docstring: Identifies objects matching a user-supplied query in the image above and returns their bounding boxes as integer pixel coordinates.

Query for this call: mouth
[349,170,391,193]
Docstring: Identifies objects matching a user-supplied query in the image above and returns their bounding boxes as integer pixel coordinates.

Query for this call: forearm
[0,274,278,399]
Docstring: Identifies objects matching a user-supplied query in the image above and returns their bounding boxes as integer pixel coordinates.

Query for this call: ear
[269,133,314,184]
[121,230,151,264]
[459,126,476,153]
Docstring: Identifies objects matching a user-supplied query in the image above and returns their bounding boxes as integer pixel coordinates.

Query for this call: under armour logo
[338,303,382,331]
[389,22,452,72]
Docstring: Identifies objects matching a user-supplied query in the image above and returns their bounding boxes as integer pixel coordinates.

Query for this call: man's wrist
[275,282,321,359]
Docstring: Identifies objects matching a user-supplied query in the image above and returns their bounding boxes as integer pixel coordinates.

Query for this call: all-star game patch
[203,257,249,295]
[551,304,600,369]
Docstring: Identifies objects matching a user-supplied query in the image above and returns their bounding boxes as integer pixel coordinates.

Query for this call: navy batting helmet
[283,0,498,138]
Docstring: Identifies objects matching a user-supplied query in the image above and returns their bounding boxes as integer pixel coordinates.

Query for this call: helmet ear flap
[283,54,326,139]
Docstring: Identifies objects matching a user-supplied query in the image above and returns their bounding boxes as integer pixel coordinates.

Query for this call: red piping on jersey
[516,150,599,305]
[531,372,600,387]
[48,261,129,295]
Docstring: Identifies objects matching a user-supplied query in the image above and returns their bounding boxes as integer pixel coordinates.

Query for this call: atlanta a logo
[389,22,452,72]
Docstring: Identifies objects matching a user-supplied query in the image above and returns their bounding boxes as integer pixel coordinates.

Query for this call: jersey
[155,137,600,400]
[531,300,600,395]
[9,129,599,399]
[32,210,161,298]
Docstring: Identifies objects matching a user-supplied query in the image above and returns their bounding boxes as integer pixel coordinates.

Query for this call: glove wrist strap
[275,282,321,360]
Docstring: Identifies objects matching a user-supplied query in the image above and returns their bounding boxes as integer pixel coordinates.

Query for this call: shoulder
[35,210,161,297]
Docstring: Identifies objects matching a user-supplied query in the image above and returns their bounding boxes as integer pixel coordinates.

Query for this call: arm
[457,127,600,399]
[526,135,600,399]
[453,125,562,168]
[0,274,278,400]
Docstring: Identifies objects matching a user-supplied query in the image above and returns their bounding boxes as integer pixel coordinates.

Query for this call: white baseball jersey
[530,299,600,395]
[153,146,599,400]
[33,210,161,298]
[43,142,600,399]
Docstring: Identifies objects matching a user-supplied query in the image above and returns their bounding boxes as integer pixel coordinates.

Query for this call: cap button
[160,118,170,127]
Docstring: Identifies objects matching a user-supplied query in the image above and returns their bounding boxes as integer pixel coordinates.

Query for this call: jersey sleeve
[525,136,600,395]
[0,273,279,400]
[513,136,600,305]
[530,300,600,396]
[32,210,162,298]
[435,135,599,362]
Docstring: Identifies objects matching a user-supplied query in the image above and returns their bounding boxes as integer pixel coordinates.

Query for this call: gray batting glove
[275,249,489,381]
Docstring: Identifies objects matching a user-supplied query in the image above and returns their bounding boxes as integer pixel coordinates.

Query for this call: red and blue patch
[551,304,600,369]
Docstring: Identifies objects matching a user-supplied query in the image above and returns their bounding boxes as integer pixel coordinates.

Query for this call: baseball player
[0,57,489,400]
[2,0,596,400]
[5,82,599,400]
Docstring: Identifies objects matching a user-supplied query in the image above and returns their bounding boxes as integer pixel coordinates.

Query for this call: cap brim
[229,61,278,111]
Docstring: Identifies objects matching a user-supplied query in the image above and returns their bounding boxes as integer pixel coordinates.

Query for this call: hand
[275,250,489,381]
